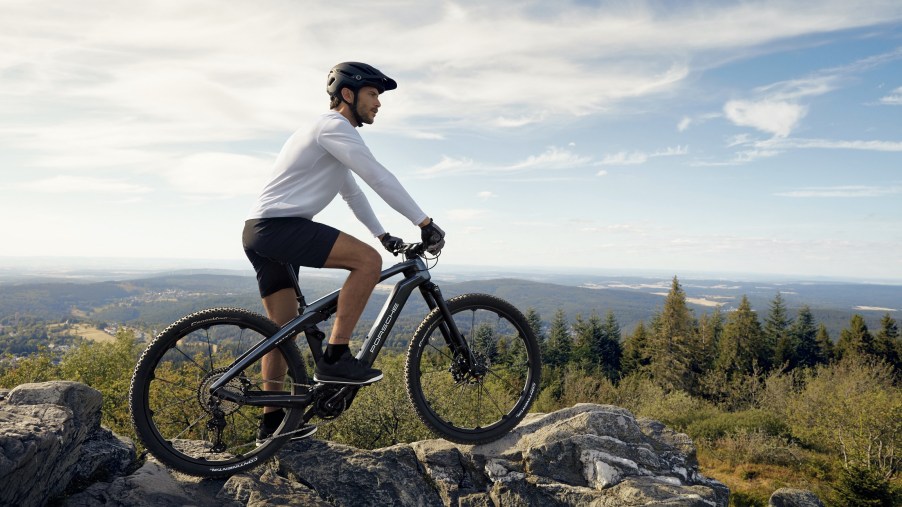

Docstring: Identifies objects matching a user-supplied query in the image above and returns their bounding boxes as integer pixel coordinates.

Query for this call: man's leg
[260,287,298,414]
[321,232,382,345]
[260,232,381,396]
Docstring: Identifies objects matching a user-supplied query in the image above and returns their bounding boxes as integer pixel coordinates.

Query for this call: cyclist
[242,62,445,441]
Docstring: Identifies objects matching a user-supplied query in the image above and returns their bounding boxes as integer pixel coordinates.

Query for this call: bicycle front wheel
[405,294,541,444]
[129,307,308,477]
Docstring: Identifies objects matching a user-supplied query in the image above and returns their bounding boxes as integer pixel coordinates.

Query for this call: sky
[1,0,901,282]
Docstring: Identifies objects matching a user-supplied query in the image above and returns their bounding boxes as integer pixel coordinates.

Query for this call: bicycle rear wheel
[405,294,541,444]
[129,307,308,477]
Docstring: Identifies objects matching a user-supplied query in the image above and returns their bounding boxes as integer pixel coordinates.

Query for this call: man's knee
[359,244,382,277]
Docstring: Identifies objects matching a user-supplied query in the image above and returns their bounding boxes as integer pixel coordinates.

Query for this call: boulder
[769,487,825,507]
[0,381,135,507]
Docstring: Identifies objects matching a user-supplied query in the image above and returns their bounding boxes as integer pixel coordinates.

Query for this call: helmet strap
[339,88,365,127]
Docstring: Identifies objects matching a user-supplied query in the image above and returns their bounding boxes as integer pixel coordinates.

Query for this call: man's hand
[380,233,404,255]
[420,219,445,255]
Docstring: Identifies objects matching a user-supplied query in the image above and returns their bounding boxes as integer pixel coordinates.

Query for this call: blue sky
[1,0,901,282]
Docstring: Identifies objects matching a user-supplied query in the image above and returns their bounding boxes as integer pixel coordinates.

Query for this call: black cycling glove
[420,220,445,255]
[380,233,404,254]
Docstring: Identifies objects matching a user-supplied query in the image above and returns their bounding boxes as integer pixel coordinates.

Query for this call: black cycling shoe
[313,350,383,385]
[255,419,317,446]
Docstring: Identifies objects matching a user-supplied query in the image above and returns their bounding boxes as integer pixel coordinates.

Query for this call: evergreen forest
[1,276,900,506]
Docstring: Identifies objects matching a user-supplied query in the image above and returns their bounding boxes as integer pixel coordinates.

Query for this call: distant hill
[1,269,898,345]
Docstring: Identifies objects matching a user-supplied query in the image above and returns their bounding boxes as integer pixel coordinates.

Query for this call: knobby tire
[405,294,542,444]
[129,307,308,477]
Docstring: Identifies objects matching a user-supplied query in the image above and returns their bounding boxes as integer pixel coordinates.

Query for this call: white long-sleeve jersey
[247,111,428,237]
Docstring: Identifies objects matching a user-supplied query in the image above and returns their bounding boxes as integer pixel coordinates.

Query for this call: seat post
[284,264,307,313]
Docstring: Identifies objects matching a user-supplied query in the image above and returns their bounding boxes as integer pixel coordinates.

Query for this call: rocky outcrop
[2,381,736,506]
[0,381,135,507]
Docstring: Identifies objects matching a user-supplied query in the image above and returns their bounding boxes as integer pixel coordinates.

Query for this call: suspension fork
[419,283,477,367]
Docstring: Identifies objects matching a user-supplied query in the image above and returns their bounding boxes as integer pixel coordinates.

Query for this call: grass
[72,323,117,343]
[697,442,836,506]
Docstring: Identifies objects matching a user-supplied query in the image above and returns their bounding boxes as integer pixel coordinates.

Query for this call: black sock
[324,343,350,364]
[263,409,284,428]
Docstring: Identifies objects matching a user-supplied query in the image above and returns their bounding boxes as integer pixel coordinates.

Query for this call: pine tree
[815,324,833,364]
[571,313,596,370]
[789,305,820,369]
[697,309,724,374]
[647,276,697,392]
[526,308,546,359]
[526,308,545,342]
[596,311,623,382]
[873,313,900,371]
[836,314,876,361]
[473,323,498,362]
[717,295,764,377]
[621,321,650,377]
[545,309,571,369]
[763,293,791,372]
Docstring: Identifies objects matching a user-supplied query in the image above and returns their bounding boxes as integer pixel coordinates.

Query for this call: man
[243,62,445,441]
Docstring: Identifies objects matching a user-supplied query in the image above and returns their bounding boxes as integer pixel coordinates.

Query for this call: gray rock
[0,381,136,507]
[769,487,825,507]
[275,439,444,506]
[4,381,733,507]
[232,404,729,506]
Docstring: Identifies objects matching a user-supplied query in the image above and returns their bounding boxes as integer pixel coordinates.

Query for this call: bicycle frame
[208,254,469,407]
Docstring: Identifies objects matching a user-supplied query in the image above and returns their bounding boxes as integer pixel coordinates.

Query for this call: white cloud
[18,176,152,194]
[417,155,476,177]
[677,117,692,132]
[598,145,688,166]
[723,99,807,137]
[879,86,902,105]
[477,191,497,200]
[758,137,902,152]
[598,151,648,166]
[505,146,592,171]
[653,145,689,157]
[774,185,902,198]
[417,146,593,177]
[165,152,270,198]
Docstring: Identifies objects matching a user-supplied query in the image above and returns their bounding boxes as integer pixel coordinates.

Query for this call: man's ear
[340,87,355,104]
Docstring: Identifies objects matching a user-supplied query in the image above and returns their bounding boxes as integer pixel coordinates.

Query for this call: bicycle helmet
[327,62,397,97]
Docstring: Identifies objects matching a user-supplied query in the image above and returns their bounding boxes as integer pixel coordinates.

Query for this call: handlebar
[391,242,428,259]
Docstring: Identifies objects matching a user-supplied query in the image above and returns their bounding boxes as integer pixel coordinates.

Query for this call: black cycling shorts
[242,217,340,298]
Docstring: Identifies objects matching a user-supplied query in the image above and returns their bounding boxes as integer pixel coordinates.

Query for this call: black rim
[134,312,305,468]
[412,300,538,437]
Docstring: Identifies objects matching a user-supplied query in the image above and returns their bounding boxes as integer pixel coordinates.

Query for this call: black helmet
[327,62,397,97]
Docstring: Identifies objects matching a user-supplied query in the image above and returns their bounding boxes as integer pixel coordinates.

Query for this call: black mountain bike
[129,242,541,477]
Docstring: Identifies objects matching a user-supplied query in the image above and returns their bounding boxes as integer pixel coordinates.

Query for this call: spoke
[171,412,210,440]
[204,328,215,372]
[476,381,482,425]
[478,382,511,417]
[484,367,525,394]
[426,340,454,362]
[172,345,208,375]
[152,375,197,396]
[151,391,200,414]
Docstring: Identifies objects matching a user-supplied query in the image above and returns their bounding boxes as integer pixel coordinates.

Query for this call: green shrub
[635,388,718,432]
[711,429,802,467]
[0,349,60,388]
[833,464,899,507]
[687,409,790,442]
[729,490,767,507]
